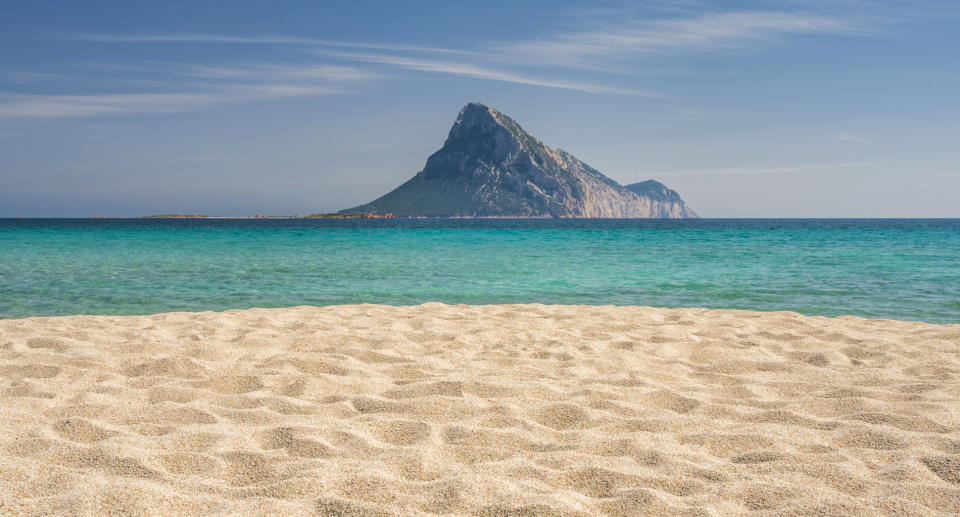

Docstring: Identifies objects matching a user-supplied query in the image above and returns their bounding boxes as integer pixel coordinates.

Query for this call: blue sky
[1,0,958,217]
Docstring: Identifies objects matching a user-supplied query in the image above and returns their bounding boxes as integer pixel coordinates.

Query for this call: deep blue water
[1,218,958,322]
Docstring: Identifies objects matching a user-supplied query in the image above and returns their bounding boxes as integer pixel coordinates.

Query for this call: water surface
[1,218,957,322]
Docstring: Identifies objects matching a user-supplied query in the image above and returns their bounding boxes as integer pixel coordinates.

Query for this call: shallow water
[1,218,958,322]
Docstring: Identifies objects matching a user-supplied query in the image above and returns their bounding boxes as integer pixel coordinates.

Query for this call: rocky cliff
[623,180,698,218]
[341,103,697,218]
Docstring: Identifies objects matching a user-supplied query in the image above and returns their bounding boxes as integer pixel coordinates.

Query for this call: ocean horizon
[3,217,958,323]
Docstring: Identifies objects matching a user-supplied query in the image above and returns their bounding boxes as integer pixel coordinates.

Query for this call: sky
[1,0,958,217]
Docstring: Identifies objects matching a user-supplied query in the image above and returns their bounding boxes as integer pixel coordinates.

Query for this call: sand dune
[1,304,958,516]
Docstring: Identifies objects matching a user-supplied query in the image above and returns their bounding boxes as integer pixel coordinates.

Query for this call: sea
[1,218,958,323]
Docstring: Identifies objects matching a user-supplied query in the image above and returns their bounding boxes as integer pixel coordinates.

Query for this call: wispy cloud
[71,32,663,96]
[70,8,876,88]
[185,63,377,82]
[315,50,668,98]
[833,131,870,143]
[646,161,874,178]
[12,4,889,119]
[71,33,473,55]
[0,87,338,118]
[168,154,237,162]
[4,71,68,82]
[0,92,218,118]
[0,63,375,118]
[493,11,868,69]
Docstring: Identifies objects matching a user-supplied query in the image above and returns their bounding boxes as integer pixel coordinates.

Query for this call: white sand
[0,304,958,516]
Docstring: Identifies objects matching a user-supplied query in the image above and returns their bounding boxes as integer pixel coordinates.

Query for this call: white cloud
[833,131,870,143]
[4,71,68,82]
[314,50,669,98]
[168,154,236,162]
[493,11,867,69]
[23,5,887,117]
[0,92,218,118]
[73,11,869,76]
[0,58,382,118]
[0,86,348,118]
[185,64,377,82]
[71,33,473,55]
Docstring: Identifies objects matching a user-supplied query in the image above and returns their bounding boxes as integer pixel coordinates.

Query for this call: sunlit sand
[1,304,958,515]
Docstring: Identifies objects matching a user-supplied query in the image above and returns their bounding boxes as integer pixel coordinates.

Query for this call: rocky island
[342,102,697,218]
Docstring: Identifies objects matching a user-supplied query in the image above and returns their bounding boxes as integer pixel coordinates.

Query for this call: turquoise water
[1,219,958,322]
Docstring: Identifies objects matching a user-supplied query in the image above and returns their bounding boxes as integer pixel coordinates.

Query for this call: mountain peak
[340,103,697,218]
[427,103,534,181]
[461,101,493,113]
[448,102,504,137]
[453,102,498,129]
[452,102,530,139]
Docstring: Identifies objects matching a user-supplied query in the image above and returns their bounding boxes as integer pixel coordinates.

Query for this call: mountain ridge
[342,102,697,218]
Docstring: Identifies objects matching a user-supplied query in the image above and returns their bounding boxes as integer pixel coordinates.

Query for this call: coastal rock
[624,180,698,218]
[341,103,697,218]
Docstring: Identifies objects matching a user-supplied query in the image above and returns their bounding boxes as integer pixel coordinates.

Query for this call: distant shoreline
[4,216,960,220]
[138,213,395,219]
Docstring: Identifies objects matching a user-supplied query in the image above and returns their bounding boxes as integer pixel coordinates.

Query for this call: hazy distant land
[140,213,394,219]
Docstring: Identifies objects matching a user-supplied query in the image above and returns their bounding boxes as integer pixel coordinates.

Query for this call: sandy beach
[0,304,958,516]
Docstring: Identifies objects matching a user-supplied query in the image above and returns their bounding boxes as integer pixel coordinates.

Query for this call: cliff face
[342,103,697,218]
[624,180,698,218]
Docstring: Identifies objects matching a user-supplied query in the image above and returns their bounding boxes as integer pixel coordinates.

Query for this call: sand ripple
[1,304,958,516]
